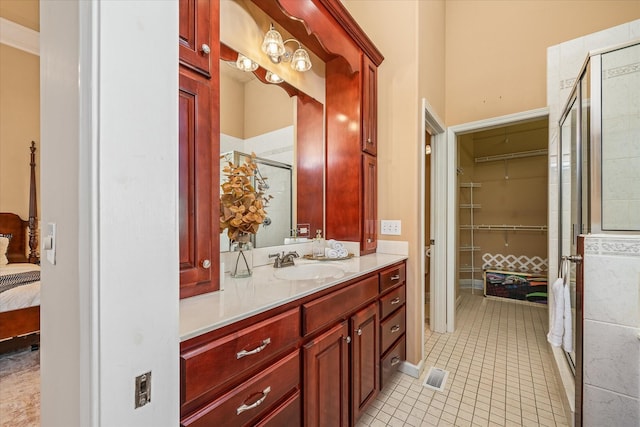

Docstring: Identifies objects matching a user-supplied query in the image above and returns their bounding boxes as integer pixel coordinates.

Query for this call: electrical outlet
[135,371,151,409]
[380,220,401,235]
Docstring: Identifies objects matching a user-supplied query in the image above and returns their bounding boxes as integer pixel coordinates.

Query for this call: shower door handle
[562,255,582,263]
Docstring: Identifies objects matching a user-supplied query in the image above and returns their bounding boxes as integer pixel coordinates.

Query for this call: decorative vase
[230,234,253,278]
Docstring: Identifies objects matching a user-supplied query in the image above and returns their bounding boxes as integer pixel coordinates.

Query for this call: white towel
[327,239,344,251]
[325,248,338,258]
[336,248,348,258]
[547,277,564,347]
[563,281,573,352]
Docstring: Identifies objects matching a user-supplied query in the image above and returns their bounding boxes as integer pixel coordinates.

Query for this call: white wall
[40,1,179,426]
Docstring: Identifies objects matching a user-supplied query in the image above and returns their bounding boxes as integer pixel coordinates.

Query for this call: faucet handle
[287,251,300,258]
[268,252,282,259]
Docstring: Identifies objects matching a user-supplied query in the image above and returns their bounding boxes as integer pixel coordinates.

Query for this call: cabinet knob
[356,328,362,336]
[367,238,372,243]
[367,138,372,144]
[201,259,211,269]
[344,336,351,344]
[201,44,211,55]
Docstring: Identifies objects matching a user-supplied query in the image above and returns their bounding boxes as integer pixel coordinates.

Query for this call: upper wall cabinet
[362,55,377,156]
[179,0,220,298]
[179,0,214,77]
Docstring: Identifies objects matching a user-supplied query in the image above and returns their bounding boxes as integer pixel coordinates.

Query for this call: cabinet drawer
[380,335,405,389]
[255,390,301,427]
[181,350,300,427]
[379,264,405,292]
[379,284,405,320]
[380,305,405,354]
[302,275,378,336]
[181,308,300,405]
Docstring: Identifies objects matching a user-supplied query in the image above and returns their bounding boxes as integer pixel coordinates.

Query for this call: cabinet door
[179,71,217,297]
[362,154,377,254]
[303,321,349,427]
[351,302,379,423]
[361,56,377,155]
[179,0,215,76]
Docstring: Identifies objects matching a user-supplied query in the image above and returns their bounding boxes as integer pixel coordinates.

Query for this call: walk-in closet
[457,118,549,304]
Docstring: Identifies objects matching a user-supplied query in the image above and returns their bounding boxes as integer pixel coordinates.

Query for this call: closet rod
[459,224,548,231]
[474,149,548,163]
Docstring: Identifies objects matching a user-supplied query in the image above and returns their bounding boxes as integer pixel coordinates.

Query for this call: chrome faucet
[269,251,299,268]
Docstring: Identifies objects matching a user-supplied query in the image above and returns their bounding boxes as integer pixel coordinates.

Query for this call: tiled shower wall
[547,19,640,422]
[582,235,640,426]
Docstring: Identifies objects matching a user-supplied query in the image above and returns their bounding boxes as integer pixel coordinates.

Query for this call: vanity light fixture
[265,71,284,84]
[236,53,258,72]
[261,23,312,72]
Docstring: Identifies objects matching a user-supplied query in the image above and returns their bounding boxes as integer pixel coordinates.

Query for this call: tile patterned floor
[358,292,569,427]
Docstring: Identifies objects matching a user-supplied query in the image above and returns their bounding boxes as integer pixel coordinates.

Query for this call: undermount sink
[274,263,346,281]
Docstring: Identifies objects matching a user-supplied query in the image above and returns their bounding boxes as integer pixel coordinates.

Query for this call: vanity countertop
[179,252,407,341]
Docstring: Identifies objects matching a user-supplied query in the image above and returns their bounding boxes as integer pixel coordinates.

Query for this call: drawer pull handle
[236,338,271,359]
[236,386,271,415]
[391,274,400,281]
[390,356,401,366]
[390,325,401,334]
[390,297,401,305]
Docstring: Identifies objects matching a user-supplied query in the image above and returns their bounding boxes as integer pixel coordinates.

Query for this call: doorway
[444,108,549,331]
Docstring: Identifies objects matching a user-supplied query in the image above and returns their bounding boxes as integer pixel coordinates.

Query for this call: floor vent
[422,366,449,392]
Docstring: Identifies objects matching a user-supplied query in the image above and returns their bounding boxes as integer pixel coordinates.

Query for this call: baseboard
[399,358,423,379]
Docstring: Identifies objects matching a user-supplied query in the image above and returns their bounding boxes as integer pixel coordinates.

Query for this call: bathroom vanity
[179,255,406,426]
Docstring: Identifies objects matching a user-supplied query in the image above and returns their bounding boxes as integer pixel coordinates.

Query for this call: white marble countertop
[179,253,407,342]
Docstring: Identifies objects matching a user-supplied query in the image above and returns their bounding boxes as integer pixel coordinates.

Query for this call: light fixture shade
[236,54,258,72]
[261,25,285,59]
[265,71,284,84]
[290,47,312,72]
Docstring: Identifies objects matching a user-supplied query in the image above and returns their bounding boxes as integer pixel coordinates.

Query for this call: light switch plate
[380,220,401,235]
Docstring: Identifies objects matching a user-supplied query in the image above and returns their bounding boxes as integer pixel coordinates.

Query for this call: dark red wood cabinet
[179,0,219,298]
[179,0,214,77]
[180,262,406,427]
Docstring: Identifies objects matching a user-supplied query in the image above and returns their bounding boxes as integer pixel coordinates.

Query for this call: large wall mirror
[219,0,326,250]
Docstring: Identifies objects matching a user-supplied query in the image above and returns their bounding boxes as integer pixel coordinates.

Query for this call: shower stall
[558,39,640,425]
[220,151,293,250]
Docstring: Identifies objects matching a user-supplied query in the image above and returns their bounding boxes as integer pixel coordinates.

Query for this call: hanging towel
[547,276,565,347]
[563,280,573,352]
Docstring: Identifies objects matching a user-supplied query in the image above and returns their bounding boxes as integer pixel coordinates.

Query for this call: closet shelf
[474,149,548,163]
[459,224,548,231]
[460,203,481,209]
[459,266,483,273]
[459,246,480,252]
[459,182,482,188]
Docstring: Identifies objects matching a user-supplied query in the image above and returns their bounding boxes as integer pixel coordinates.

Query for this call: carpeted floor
[0,349,40,427]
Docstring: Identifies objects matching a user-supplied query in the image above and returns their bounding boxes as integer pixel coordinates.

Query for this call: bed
[0,142,40,353]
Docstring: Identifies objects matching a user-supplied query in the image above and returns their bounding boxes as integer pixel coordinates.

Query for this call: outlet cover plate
[380,220,401,235]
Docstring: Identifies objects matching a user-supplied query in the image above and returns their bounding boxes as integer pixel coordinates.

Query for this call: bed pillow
[0,236,9,266]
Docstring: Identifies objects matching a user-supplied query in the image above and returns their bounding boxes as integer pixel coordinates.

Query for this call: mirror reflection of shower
[220,151,292,250]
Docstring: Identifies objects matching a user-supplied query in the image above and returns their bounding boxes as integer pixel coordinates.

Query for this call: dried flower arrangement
[219,153,271,241]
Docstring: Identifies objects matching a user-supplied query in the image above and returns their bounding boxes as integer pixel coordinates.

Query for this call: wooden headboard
[0,142,39,264]
[0,213,29,263]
